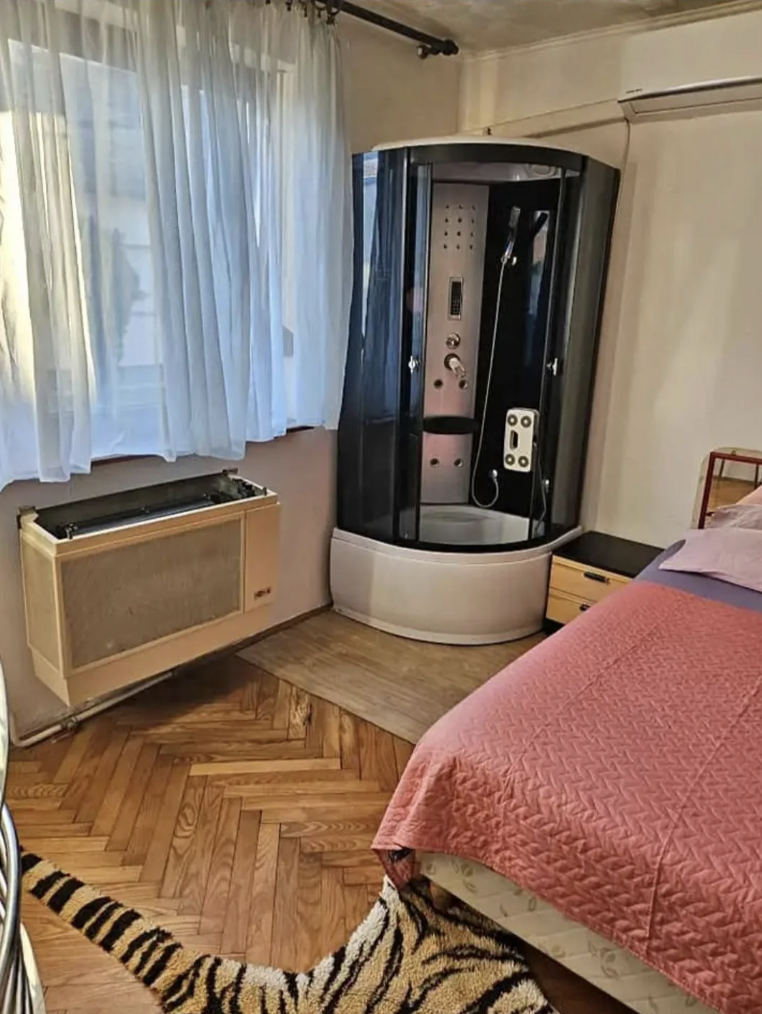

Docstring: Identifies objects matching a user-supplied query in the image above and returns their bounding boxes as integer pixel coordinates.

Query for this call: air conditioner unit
[619,10,762,122]
[19,472,280,707]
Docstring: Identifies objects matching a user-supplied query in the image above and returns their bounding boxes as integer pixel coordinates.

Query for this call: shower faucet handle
[444,353,467,381]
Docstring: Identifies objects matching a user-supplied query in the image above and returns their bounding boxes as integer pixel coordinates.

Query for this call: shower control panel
[448,277,464,319]
[504,408,538,473]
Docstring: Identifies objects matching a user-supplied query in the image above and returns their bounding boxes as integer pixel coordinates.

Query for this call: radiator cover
[19,474,280,706]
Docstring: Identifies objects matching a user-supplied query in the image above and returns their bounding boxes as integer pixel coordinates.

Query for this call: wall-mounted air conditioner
[19,472,280,707]
[619,10,762,122]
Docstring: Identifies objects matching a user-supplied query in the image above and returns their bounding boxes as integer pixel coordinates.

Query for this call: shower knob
[444,353,467,381]
[445,333,461,349]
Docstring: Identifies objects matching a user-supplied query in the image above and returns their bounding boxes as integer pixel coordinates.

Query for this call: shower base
[330,515,580,646]
[419,504,532,546]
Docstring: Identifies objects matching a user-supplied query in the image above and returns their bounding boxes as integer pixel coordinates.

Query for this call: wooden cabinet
[545,532,662,628]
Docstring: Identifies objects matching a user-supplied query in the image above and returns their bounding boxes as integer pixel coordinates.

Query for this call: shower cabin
[332,138,619,644]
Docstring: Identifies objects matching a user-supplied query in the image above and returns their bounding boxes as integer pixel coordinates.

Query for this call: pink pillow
[709,504,762,530]
[660,528,762,594]
[739,484,762,505]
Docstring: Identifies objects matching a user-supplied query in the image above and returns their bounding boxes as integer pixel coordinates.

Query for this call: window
[0,0,351,488]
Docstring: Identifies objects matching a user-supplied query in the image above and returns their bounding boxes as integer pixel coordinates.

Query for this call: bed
[374,551,762,1014]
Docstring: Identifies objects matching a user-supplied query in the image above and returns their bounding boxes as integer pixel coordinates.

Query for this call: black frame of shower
[329,2,459,58]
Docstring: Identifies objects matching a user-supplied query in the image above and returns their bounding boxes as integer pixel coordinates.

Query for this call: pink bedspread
[374,582,762,1014]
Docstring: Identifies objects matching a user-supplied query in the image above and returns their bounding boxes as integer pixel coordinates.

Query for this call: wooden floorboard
[239,611,543,743]
[11,617,628,1013]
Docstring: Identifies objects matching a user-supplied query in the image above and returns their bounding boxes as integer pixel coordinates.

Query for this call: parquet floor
[241,611,543,743]
[9,626,629,1014]
[8,654,411,1013]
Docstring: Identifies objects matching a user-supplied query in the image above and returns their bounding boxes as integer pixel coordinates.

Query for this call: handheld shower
[500,206,521,265]
[471,207,521,510]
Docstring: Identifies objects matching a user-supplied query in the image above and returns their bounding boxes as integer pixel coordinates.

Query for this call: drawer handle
[579,603,590,612]
[254,587,272,599]
[583,571,610,584]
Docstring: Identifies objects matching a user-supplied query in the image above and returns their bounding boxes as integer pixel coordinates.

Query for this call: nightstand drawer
[546,591,596,625]
[549,557,628,605]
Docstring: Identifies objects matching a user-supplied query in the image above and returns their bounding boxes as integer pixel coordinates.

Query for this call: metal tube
[337,2,458,57]
[0,808,20,1014]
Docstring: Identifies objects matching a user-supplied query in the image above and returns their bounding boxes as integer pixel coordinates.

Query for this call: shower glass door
[396,164,431,543]
[337,149,426,546]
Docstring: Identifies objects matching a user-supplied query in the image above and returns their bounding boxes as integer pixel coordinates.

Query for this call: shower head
[501,207,521,265]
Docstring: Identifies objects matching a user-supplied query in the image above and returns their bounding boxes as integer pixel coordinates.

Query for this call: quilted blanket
[374,581,762,1014]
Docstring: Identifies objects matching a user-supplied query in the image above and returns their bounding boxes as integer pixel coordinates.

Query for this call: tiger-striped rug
[22,850,556,1013]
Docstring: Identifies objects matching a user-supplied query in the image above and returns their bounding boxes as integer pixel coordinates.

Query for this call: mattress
[374,575,762,1014]
[420,852,715,1014]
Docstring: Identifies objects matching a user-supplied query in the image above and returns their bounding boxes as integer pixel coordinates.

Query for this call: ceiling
[356,0,746,52]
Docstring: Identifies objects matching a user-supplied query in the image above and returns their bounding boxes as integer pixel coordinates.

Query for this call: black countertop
[554,531,663,579]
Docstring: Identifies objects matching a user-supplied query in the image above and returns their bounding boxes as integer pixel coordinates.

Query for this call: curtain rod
[333,2,459,58]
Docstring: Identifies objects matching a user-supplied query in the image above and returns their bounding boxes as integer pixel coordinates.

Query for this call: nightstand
[545,532,662,628]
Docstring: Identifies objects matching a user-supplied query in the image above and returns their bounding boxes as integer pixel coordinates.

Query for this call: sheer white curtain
[0,0,351,488]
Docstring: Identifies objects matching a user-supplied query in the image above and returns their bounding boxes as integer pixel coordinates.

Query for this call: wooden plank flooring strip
[199,797,241,935]
[393,737,415,779]
[306,698,341,759]
[75,729,130,824]
[123,753,175,865]
[160,776,206,898]
[209,770,358,790]
[158,743,323,762]
[254,793,392,818]
[295,852,322,971]
[140,762,190,884]
[358,723,399,792]
[254,670,280,723]
[228,779,382,800]
[320,866,346,956]
[78,866,144,886]
[90,736,145,838]
[53,727,96,785]
[5,807,76,826]
[177,779,225,915]
[7,798,68,813]
[321,851,384,869]
[7,783,68,800]
[280,819,379,839]
[270,836,299,971]
[189,757,340,778]
[288,687,311,741]
[299,833,376,854]
[106,743,160,852]
[15,823,93,838]
[343,882,372,936]
[39,852,127,870]
[239,671,261,715]
[22,837,109,854]
[63,723,119,812]
[272,679,292,730]
[220,810,261,955]
[244,821,279,967]
[342,866,385,887]
[339,712,359,772]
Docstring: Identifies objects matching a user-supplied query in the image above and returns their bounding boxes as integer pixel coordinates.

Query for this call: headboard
[695,448,762,528]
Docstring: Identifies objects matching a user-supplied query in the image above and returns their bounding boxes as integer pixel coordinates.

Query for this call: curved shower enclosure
[331,138,619,644]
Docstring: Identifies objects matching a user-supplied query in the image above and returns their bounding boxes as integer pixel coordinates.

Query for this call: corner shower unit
[332,138,619,644]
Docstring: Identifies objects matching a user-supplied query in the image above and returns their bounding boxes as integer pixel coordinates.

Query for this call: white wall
[585,113,762,545]
[2,18,461,740]
[341,18,461,152]
[460,32,625,132]
[459,17,762,548]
